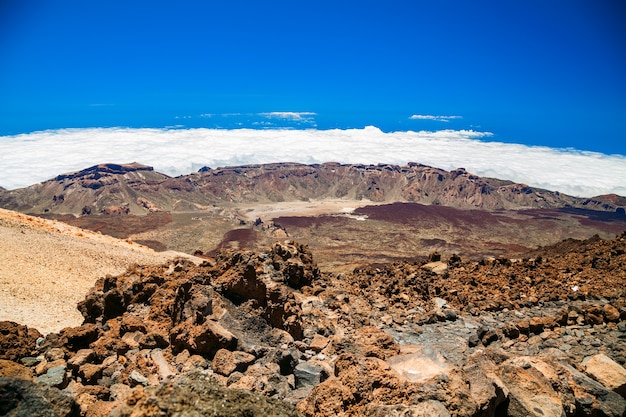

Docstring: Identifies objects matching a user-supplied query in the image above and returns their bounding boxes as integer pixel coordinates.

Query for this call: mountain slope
[0,208,200,334]
[0,162,622,215]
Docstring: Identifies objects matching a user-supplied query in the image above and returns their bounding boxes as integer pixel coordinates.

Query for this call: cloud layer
[410,114,462,122]
[1,126,625,198]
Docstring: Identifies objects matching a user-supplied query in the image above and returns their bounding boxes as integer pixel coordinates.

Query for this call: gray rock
[556,361,626,417]
[0,377,79,417]
[109,372,300,416]
[128,370,148,387]
[37,365,68,389]
[294,362,328,388]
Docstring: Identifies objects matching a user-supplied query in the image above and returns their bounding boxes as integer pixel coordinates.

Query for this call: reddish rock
[61,323,99,350]
[212,349,256,376]
[353,326,400,359]
[171,320,237,356]
[309,334,329,353]
[0,321,42,361]
[79,363,104,384]
[67,349,96,370]
[0,359,34,380]
[603,304,621,322]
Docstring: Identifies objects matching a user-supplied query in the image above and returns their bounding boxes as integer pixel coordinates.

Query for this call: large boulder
[0,321,41,361]
[0,377,79,417]
[109,372,302,416]
[583,354,626,398]
[496,357,566,417]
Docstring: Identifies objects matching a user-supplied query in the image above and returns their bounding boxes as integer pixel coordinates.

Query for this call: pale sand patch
[237,198,382,221]
[0,208,200,334]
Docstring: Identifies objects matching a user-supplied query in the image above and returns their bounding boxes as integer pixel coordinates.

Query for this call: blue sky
[1,1,625,156]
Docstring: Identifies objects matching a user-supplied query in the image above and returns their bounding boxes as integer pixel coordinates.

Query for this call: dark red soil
[207,228,259,256]
[37,212,173,238]
[354,202,500,227]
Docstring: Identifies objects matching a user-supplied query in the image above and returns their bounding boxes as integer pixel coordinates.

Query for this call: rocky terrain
[1,230,626,416]
[1,162,625,268]
[2,162,624,215]
[1,162,625,415]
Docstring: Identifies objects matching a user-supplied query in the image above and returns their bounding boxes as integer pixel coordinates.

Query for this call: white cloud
[1,126,625,198]
[258,111,317,120]
[410,114,462,122]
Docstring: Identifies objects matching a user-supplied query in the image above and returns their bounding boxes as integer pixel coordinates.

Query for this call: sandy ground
[0,208,200,335]
[237,199,381,221]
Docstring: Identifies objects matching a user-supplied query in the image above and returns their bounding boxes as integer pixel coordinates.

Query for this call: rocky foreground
[1,233,626,416]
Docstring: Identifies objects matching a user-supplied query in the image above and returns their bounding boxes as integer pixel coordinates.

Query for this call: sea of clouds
[1,126,625,198]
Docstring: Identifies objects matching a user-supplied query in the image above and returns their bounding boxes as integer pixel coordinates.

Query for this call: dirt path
[0,208,199,334]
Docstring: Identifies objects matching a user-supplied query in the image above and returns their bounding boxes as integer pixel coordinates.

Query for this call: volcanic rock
[212,348,256,376]
[110,372,302,416]
[1,232,626,416]
[0,322,42,361]
[0,377,79,417]
[583,353,626,397]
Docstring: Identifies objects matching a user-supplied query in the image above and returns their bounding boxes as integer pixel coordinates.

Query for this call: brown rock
[120,331,143,350]
[79,363,104,384]
[497,357,565,417]
[45,347,66,362]
[67,349,96,370]
[110,372,301,416]
[584,354,626,397]
[353,326,400,359]
[583,305,605,325]
[463,354,507,416]
[212,349,256,376]
[120,315,147,333]
[229,363,292,398]
[61,323,99,350]
[171,320,237,356]
[528,317,545,334]
[603,304,621,322]
[363,401,451,417]
[515,320,530,335]
[309,334,329,353]
[0,358,34,380]
[0,321,42,361]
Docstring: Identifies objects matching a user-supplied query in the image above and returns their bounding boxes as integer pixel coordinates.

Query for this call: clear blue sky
[1,0,625,155]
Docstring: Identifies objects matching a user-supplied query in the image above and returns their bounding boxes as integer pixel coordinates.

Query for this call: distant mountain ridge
[0,161,623,216]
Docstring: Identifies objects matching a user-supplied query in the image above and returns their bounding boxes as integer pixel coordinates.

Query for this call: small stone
[309,334,329,353]
[212,349,256,376]
[79,363,103,384]
[468,333,480,348]
[128,370,149,387]
[67,349,96,370]
[19,357,41,367]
